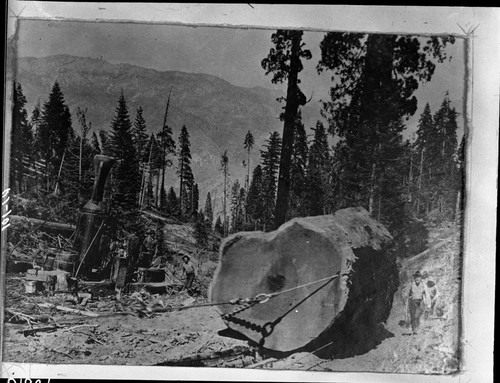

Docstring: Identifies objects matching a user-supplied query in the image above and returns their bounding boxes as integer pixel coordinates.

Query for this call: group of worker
[111,229,198,293]
[406,270,440,335]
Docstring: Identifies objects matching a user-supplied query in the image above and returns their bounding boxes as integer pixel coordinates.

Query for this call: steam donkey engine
[73,154,116,280]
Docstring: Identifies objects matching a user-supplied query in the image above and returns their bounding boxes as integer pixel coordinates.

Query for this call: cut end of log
[209,207,398,356]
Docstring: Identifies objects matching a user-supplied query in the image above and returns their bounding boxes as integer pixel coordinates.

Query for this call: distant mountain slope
[13,54,323,217]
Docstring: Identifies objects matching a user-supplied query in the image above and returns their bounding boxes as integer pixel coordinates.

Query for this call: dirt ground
[2,222,462,374]
[2,279,248,366]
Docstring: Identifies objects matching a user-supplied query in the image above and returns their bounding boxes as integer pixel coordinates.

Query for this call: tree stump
[209,207,399,358]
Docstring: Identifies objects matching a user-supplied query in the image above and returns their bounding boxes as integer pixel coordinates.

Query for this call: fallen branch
[63,324,99,332]
[20,325,60,336]
[401,235,455,269]
[6,308,36,322]
[245,357,278,369]
[155,345,253,366]
[38,303,99,317]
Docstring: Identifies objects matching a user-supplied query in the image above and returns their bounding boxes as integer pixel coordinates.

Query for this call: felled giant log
[209,207,399,358]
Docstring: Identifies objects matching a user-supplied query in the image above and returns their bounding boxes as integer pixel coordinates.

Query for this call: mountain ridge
[13,54,323,218]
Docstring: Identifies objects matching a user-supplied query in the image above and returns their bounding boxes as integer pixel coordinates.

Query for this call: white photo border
[2,3,498,382]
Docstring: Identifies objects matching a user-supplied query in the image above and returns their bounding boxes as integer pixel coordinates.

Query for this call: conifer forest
[3,22,465,374]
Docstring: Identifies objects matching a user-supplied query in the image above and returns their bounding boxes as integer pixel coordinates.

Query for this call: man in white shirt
[181,254,197,293]
[407,270,429,334]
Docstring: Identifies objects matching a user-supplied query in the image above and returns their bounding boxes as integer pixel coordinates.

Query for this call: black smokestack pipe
[74,155,115,278]
[86,155,116,212]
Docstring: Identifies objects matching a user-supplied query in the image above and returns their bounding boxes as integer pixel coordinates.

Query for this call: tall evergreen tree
[214,215,224,237]
[246,165,264,225]
[29,101,44,190]
[177,125,194,219]
[165,186,179,218]
[30,100,42,136]
[204,192,214,230]
[288,110,309,219]
[133,106,149,163]
[246,165,264,227]
[9,82,33,193]
[156,115,176,211]
[133,108,150,209]
[60,130,93,208]
[191,183,200,219]
[37,81,73,189]
[220,150,229,236]
[260,131,281,230]
[243,131,255,194]
[306,121,330,216]
[431,95,460,217]
[108,92,140,212]
[230,180,245,233]
[262,30,312,227]
[317,33,454,231]
[145,133,163,207]
[413,103,435,214]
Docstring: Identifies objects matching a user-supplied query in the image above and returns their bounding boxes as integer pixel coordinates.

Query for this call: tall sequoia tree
[261,30,311,228]
[9,82,33,193]
[37,81,73,189]
[317,32,454,232]
[108,92,140,212]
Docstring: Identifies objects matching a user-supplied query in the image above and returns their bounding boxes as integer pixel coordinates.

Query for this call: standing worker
[181,254,197,294]
[407,270,429,335]
[425,279,440,319]
[138,230,157,268]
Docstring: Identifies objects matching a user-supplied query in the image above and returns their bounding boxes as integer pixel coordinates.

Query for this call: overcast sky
[16,19,465,137]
